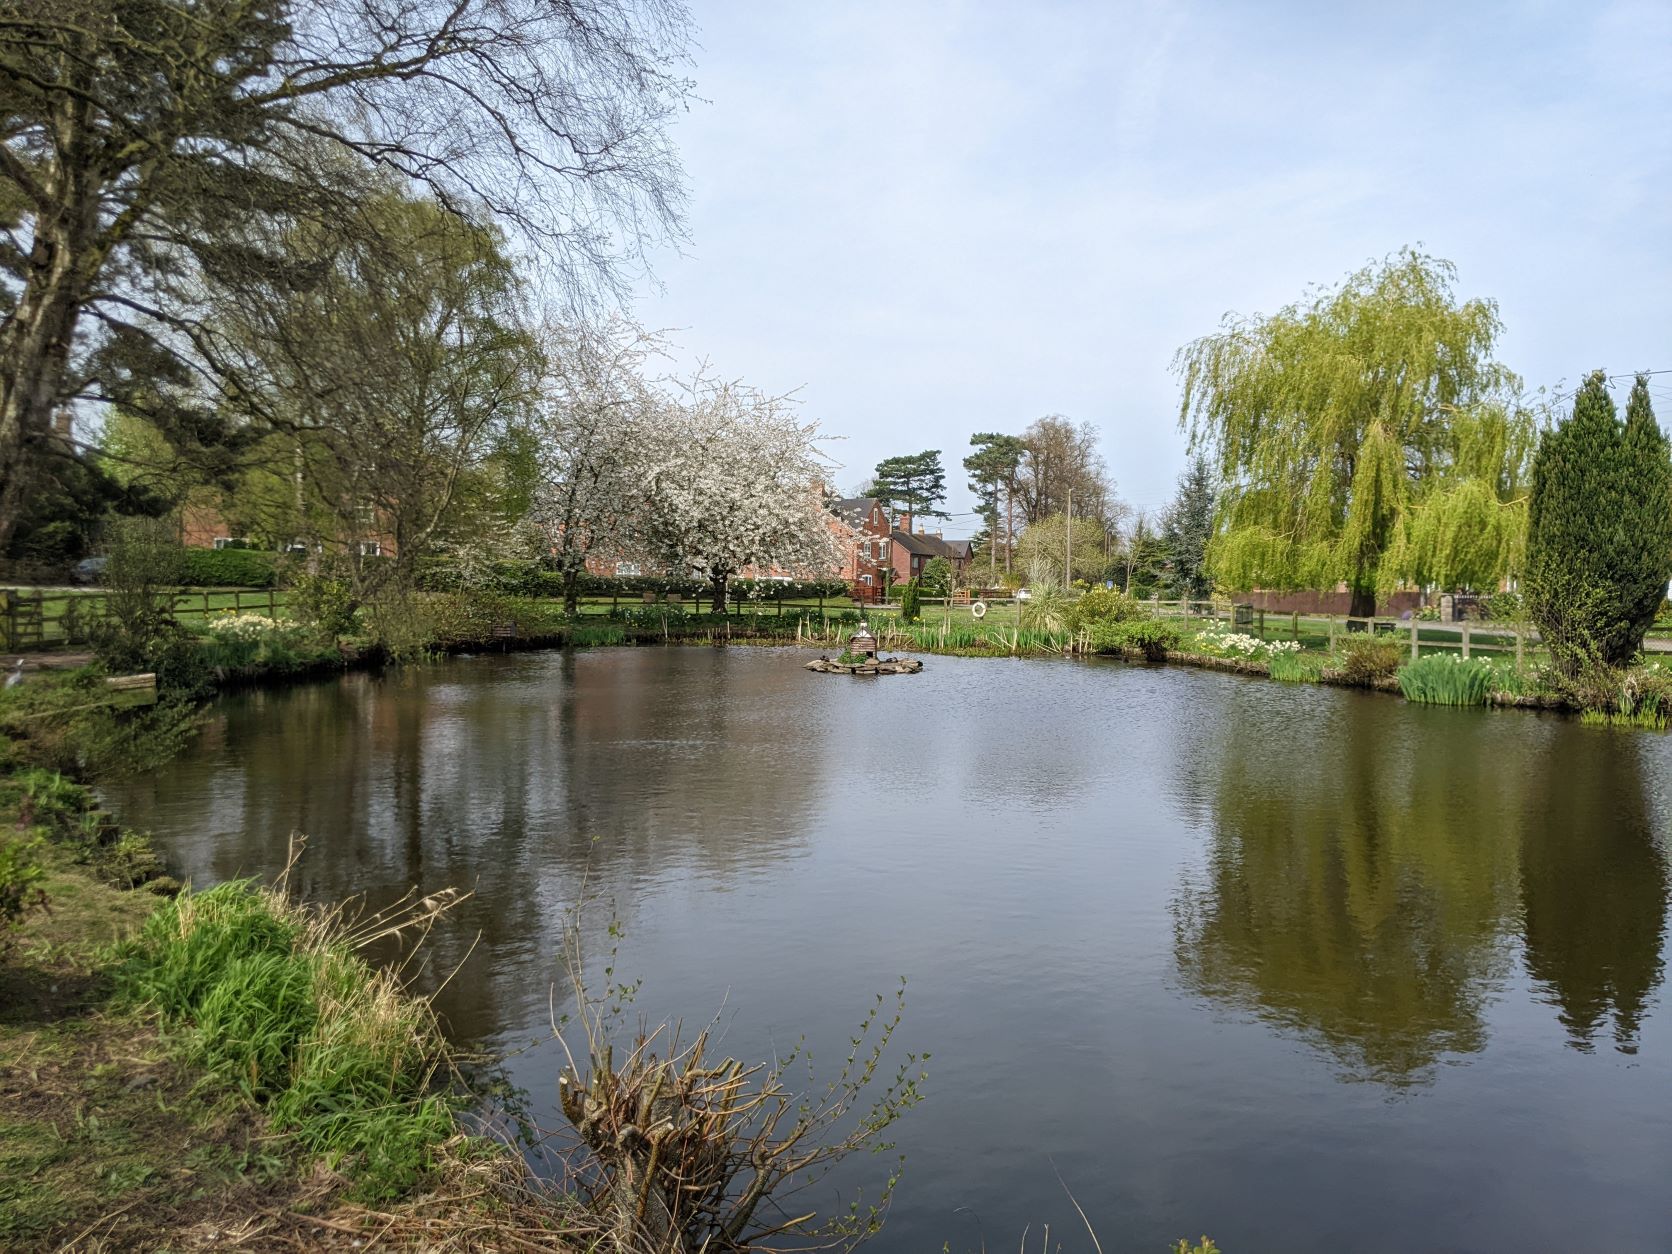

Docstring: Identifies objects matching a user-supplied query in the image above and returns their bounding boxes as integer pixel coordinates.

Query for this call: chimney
[933,530,942,539]
[898,510,911,534]
[916,521,925,534]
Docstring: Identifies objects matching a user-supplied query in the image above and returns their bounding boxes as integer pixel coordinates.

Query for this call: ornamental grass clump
[116,859,466,1199]
[1268,651,1323,683]
[1396,654,1495,706]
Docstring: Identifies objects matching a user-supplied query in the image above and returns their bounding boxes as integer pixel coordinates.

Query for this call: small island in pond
[805,624,923,675]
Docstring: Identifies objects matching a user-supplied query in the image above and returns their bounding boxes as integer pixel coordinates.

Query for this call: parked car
[72,556,108,584]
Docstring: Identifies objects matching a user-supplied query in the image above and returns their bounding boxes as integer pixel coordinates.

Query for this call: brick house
[829,497,893,599]
[888,513,974,586]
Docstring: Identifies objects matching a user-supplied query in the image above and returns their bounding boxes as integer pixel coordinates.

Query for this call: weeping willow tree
[1174,249,1532,616]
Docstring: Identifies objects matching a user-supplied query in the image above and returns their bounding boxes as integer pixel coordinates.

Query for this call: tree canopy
[872,450,947,520]
[1174,248,1528,614]
[0,0,692,549]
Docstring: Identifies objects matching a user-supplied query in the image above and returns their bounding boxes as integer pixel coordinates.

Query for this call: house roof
[830,497,884,523]
[890,529,973,560]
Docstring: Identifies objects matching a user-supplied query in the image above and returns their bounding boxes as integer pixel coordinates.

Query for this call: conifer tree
[1525,371,1672,675]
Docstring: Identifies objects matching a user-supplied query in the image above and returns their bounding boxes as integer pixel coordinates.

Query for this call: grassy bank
[0,772,580,1251]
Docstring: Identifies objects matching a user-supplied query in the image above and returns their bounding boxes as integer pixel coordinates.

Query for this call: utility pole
[1125,510,1142,593]
[1004,476,1014,578]
[1065,488,1073,586]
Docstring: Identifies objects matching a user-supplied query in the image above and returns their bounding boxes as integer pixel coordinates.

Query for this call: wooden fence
[0,587,288,651]
[1146,599,1541,665]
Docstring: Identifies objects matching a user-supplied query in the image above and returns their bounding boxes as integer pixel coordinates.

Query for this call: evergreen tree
[1525,371,1672,676]
[873,451,948,520]
[1160,455,1216,599]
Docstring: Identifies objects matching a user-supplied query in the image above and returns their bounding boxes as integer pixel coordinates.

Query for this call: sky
[635,0,1672,534]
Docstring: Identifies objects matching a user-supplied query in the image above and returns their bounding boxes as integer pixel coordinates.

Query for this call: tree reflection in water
[1173,696,1668,1084]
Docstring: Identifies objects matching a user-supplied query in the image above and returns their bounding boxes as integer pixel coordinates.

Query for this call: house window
[358,540,382,557]
[212,536,248,550]
[861,574,872,586]
[617,562,641,577]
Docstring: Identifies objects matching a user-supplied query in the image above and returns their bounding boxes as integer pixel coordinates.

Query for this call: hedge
[180,547,281,588]
[411,558,847,602]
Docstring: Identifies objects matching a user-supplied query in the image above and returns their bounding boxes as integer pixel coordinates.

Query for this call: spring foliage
[1175,249,1530,606]
[1524,372,1672,674]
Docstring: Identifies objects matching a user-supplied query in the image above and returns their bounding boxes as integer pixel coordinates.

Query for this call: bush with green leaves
[1332,635,1406,685]
[1525,371,1672,676]
[919,556,952,596]
[180,547,279,588]
[1067,587,1145,631]
[1089,619,1184,661]
[285,566,359,639]
[87,519,209,699]
[897,579,922,623]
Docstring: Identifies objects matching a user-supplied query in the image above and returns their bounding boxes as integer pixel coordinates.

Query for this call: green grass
[114,880,460,1200]
[1268,651,1324,683]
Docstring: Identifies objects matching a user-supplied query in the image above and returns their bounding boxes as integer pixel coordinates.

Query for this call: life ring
[971,600,988,619]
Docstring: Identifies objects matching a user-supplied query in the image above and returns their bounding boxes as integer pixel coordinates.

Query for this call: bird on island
[4,658,24,688]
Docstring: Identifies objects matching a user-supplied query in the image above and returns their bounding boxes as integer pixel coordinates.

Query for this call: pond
[103,647,1672,1252]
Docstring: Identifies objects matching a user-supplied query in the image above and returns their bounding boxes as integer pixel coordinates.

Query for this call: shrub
[1333,635,1405,685]
[897,579,922,623]
[180,547,280,588]
[1397,654,1495,705]
[1481,589,1523,622]
[285,566,359,639]
[1089,619,1183,661]
[919,556,952,597]
[1067,586,1145,631]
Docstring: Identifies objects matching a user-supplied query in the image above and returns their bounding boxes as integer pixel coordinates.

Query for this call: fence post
[1515,625,1525,671]
[1291,610,1299,640]
[1411,617,1420,660]
[1327,615,1337,651]
[1461,623,1471,659]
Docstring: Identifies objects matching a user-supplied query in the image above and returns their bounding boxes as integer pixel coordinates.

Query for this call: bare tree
[1014,415,1116,527]
[0,0,693,548]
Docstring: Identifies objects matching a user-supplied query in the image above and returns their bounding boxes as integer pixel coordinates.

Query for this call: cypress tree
[1619,375,1672,646]
[1525,371,1672,676]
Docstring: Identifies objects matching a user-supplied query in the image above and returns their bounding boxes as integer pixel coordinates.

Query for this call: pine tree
[1525,371,1672,676]
[1160,455,1216,599]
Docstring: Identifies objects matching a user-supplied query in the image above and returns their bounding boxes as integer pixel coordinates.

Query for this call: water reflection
[1520,732,1668,1052]
[103,649,826,1040]
[1173,697,1670,1081]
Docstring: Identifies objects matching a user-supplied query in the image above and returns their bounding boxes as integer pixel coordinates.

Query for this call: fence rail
[1144,599,1539,665]
[0,587,288,651]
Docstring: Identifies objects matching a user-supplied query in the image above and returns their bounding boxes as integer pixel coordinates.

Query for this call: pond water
[104,647,1672,1252]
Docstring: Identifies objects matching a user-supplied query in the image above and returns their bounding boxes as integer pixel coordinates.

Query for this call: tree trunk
[0,87,104,554]
[562,567,580,616]
[0,201,100,554]
[1348,585,1377,620]
[710,570,728,615]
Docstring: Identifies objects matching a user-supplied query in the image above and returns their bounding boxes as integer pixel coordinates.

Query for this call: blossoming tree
[634,370,839,613]
[528,318,668,613]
